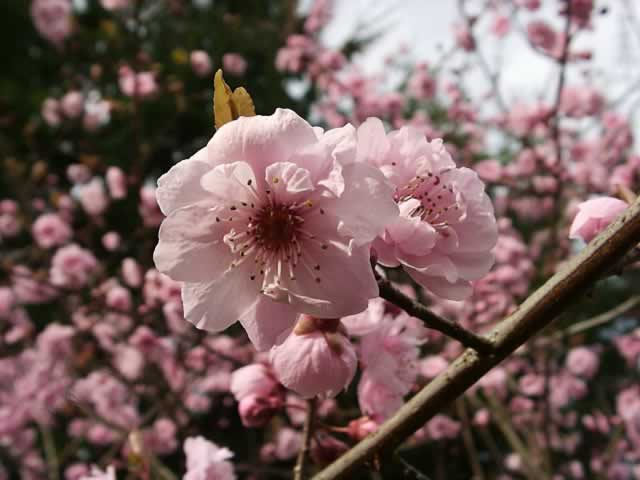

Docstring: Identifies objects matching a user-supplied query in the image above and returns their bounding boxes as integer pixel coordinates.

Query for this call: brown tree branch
[313,194,640,480]
[376,275,496,355]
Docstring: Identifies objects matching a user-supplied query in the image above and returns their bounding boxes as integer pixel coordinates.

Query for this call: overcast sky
[320,0,640,113]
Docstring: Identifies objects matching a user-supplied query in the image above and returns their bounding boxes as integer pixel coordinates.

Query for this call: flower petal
[286,235,378,318]
[323,163,399,246]
[156,148,211,215]
[239,297,298,351]
[207,108,317,180]
[153,204,232,282]
[407,268,473,301]
[181,262,260,332]
[200,161,257,205]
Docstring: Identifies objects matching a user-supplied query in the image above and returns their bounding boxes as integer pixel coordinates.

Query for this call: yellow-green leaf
[213,69,256,129]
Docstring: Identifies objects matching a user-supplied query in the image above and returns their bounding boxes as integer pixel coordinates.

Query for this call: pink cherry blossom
[106,167,127,199]
[566,346,599,379]
[346,417,379,440]
[560,86,604,118]
[454,24,475,51]
[527,20,563,58]
[230,363,279,401]
[420,355,449,380]
[238,394,282,427]
[36,323,74,356]
[49,244,98,288]
[491,15,511,37]
[183,436,236,480]
[83,98,111,131]
[31,0,73,47]
[191,50,212,77]
[42,98,62,127]
[101,232,121,251]
[270,316,357,398]
[357,373,403,422]
[101,0,131,10]
[118,66,158,98]
[424,414,461,441]
[407,64,436,100]
[120,258,142,287]
[273,427,302,461]
[223,53,248,76]
[77,178,109,216]
[153,108,397,349]
[32,213,72,249]
[569,197,628,243]
[60,91,84,118]
[359,315,421,397]
[356,118,498,300]
[0,287,15,319]
[517,0,540,10]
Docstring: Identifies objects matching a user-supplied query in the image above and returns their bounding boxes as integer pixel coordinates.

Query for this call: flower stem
[294,398,318,480]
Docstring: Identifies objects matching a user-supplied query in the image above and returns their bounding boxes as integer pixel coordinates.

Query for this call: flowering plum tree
[1,0,640,479]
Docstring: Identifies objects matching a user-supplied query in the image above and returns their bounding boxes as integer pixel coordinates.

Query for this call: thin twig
[482,395,547,480]
[294,398,317,480]
[550,0,573,170]
[541,294,640,345]
[455,399,484,480]
[39,424,60,480]
[376,275,496,355]
[312,195,640,480]
[394,453,433,480]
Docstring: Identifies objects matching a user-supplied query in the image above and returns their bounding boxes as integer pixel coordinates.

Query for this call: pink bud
[60,91,84,118]
[190,50,212,77]
[102,232,121,251]
[566,346,599,379]
[222,53,248,76]
[42,98,62,126]
[238,394,282,427]
[106,167,127,199]
[121,258,142,287]
[270,320,357,398]
[230,364,279,401]
[346,417,379,441]
[569,197,628,243]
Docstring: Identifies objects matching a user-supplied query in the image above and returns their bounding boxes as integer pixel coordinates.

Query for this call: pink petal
[154,204,232,282]
[449,251,496,280]
[181,261,260,332]
[156,148,211,215]
[207,108,317,181]
[324,162,399,246]
[200,161,257,205]
[239,297,298,351]
[264,162,314,196]
[285,236,378,318]
[408,269,473,301]
[318,123,357,165]
[355,118,390,166]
